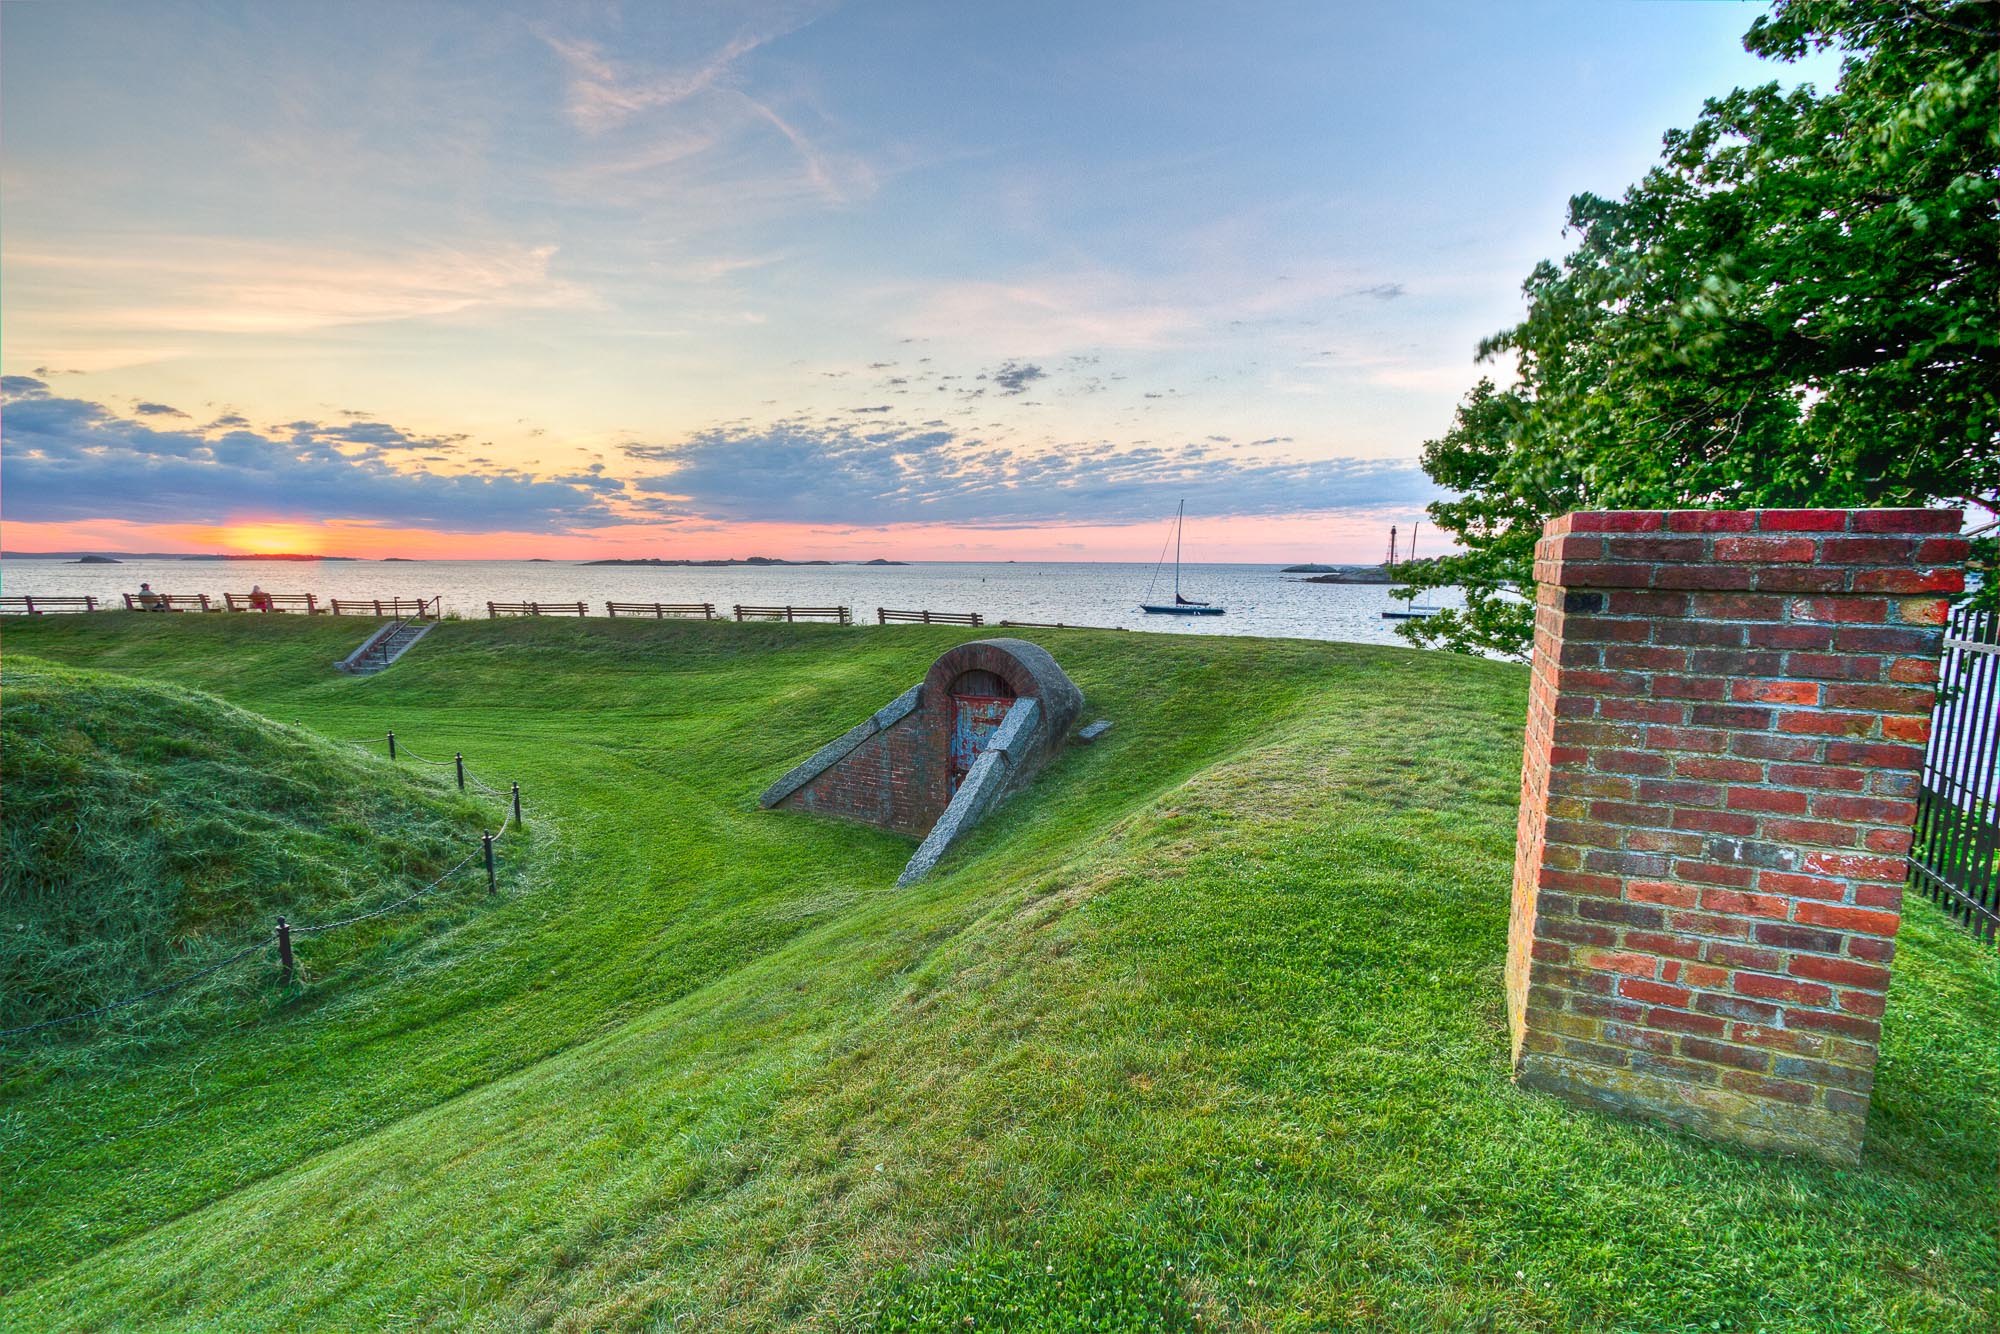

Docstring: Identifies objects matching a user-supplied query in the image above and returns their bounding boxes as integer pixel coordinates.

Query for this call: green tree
[1398,0,1998,658]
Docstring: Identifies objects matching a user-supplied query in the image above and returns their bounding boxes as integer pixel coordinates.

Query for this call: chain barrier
[3,730,526,1042]
[0,937,273,1039]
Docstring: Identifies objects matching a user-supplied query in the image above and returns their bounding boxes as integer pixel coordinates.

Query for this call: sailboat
[1381,519,1443,620]
[1140,500,1226,616]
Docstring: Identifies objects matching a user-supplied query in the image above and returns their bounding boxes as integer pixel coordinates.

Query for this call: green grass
[0,613,1993,1332]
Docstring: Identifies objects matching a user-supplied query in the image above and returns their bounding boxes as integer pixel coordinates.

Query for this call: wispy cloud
[626,416,1436,528]
[7,240,587,337]
[1,380,613,532]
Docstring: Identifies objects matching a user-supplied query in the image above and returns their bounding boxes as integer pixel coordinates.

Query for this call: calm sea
[0,558,1467,647]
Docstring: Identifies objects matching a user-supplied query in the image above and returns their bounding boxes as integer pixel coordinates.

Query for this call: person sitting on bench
[248,584,273,612]
[137,582,167,611]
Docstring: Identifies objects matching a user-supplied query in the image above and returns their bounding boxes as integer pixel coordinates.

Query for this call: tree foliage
[1398,0,1998,657]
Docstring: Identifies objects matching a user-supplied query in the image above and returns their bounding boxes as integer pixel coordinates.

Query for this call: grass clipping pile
[1,654,494,1042]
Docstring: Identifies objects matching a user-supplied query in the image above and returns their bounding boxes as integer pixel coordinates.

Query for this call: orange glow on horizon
[2,510,1443,565]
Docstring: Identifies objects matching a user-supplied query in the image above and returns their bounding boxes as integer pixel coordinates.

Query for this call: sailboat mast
[1174,499,1184,598]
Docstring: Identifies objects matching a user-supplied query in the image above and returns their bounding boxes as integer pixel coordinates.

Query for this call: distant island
[1301,565,1396,585]
[1280,563,1336,573]
[582,556,907,567]
[71,555,123,564]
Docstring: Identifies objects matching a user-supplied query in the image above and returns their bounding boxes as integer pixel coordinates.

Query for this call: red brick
[1571,511,1668,532]
[1676,756,1764,782]
[1715,536,1817,563]
[1880,715,1931,743]
[1728,786,1809,815]
[1784,596,1885,624]
[1849,508,1961,534]
[1756,871,1846,901]
[1810,794,1917,825]
[1720,1071,1815,1104]
[1619,977,1693,1007]
[1730,679,1819,705]
[1698,889,1790,920]
[1853,567,1963,594]
[1799,851,1907,884]
[1757,510,1847,532]
[1790,955,1890,991]
[1667,511,1757,532]
[1578,949,1659,977]
[1775,709,1877,738]
[1734,973,1835,1007]
[1792,901,1900,935]
[1628,880,1699,908]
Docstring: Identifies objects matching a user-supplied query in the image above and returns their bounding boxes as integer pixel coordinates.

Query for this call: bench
[0,595,100,614]
[224,592,321,613]
[733,604,852,624]
[877,608,983,626]
[122,593,212,612]
[606,601,717,619]
[330,598,436,617]
[487,601,588,617]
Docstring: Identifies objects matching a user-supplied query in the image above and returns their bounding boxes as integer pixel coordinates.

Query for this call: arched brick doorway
[947,669,1016,795]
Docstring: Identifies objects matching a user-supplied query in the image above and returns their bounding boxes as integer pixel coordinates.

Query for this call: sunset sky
[1,2,1832,561]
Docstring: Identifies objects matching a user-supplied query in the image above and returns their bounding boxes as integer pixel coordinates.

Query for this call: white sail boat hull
[1140,500,1225,616]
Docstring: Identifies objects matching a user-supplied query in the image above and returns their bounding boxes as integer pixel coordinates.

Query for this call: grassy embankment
[1,613,1993,1332]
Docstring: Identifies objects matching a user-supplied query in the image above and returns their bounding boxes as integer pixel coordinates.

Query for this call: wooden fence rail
[331,598,438,617]
[998,619,1129,631]
[877,608,984,626]
[0,595,99,615]
[487,601,589,618]
[733,604,852,623]
[606,601,717,619]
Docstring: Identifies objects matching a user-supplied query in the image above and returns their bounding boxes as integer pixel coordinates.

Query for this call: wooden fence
[606,601,717,619]
[487,601,589,617]
[878,608,983,626]
[733,605,852,623]
[331,598,438,617]
[0,595,99,614]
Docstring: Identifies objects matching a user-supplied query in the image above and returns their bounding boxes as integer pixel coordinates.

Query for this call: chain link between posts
[1,732,528,1040]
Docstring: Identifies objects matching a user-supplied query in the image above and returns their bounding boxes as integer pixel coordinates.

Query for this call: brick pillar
[1508,508,1967,1161]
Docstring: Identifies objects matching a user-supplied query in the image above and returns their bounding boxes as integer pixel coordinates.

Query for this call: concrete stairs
[336,617,436,675]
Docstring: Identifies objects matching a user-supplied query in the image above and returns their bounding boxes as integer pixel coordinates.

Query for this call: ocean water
[0,558,1466,647]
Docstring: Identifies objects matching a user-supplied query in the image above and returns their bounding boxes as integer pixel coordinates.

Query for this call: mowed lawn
[1,614,1993,1332]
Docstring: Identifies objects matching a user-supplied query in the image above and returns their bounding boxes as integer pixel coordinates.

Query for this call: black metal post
[456,753,465,790]
[483,833,496,892]
[387,730,397,760]
[276,916,294,984]
[511,782,522,827]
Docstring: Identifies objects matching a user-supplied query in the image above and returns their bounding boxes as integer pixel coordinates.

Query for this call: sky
[0,1,1837,561]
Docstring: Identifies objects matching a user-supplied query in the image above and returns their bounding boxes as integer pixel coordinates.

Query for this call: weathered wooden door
[949,693,1013,796]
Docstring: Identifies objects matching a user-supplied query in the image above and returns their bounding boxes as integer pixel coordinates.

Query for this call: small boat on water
[1140,500,1225,616]
[1381,519,1442,620]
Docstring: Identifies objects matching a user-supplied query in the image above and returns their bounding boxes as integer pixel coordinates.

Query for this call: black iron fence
[1910,605,1998,944]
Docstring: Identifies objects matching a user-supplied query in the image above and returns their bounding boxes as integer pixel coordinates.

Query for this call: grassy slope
[2,655,495,1033]
[0,614,1993,1332]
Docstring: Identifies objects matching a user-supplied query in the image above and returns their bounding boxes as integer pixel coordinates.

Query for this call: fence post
[511,781,522,827]
[387,730,396,760]
[484,833,496,892]
[276,916,294,984]
[455,753,465,790]
[878,607,886,625]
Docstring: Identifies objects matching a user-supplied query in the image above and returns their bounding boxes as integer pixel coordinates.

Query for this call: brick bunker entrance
[1509,508,1967,1162]
[760,638,1084,884]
